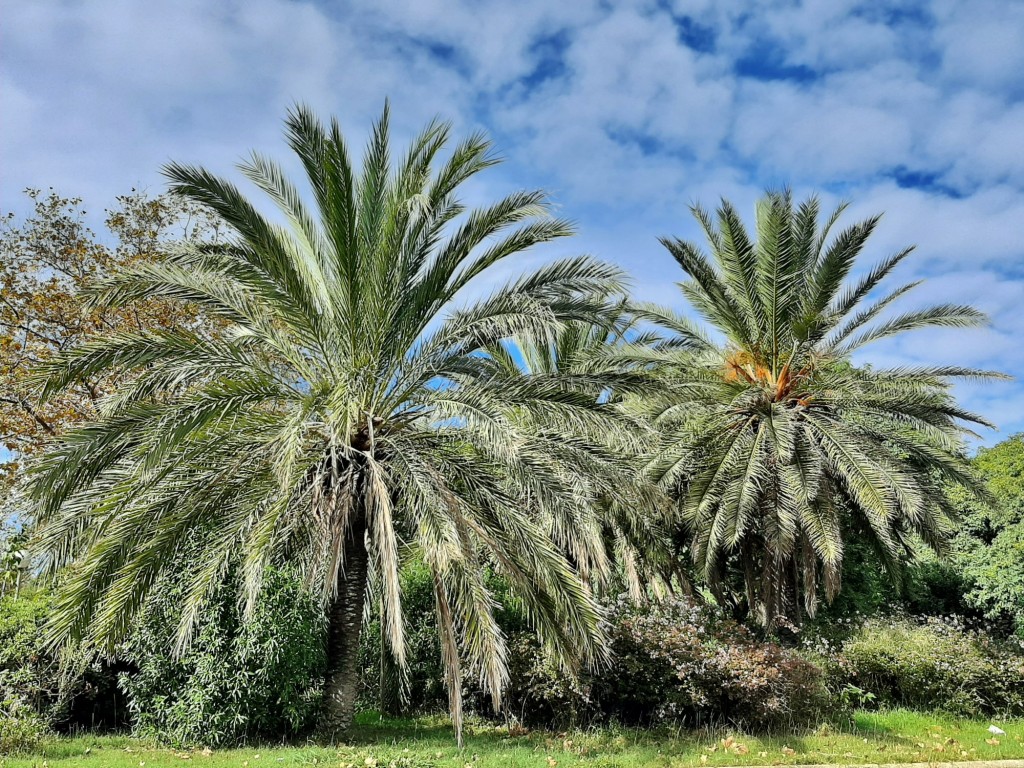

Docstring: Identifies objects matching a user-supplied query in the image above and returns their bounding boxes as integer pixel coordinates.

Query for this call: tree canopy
[27,105,649,740]
[632,190,1000,626]
[951,434,1024,635]
[0,189,221,486]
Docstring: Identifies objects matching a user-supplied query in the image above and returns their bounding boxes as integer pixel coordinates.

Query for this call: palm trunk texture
[320,515,369,738]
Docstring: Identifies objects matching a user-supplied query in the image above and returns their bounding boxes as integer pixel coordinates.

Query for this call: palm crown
[638,190,999,625]
[29,105,643,738]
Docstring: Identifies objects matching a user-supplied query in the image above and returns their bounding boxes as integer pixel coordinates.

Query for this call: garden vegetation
[1,106,1021,759]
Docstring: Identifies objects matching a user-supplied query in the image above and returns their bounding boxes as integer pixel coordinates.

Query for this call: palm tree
[482,304,672,600]
[28,105,641,740]
[635,189,1001,626]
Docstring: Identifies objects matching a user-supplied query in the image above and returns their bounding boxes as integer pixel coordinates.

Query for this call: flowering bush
[827,617,1024,717]
[504,597,833,731]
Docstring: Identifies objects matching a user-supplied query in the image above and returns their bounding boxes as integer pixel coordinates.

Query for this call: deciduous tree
[0,188,221,486]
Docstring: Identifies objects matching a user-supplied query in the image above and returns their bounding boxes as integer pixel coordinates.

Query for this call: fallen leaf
[986,738,1001,746]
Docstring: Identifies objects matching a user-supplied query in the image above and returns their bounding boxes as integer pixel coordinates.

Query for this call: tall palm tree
[28,105,641,740]
[634,189,1001,626]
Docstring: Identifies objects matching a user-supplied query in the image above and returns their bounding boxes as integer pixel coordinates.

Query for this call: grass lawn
[3,710,1023,768]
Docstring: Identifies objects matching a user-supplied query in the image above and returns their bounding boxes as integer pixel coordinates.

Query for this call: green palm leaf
[640,189,1001,626]
[29,105,630,742]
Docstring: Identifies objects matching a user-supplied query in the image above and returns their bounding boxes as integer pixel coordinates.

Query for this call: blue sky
[2,0,1022,446]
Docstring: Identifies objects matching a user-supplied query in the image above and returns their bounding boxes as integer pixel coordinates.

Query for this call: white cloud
[1,0,1021,443]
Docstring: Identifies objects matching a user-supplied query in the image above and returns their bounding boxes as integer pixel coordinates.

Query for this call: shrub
[121,566,326,747]
[0,701,47,755]
[833,617,1024,717]
[360,563,448,716]
[362,588,834,731]
[0,589,124,734]
[0,704,47,757]
[503,632,592,726]
[0,590,59,721]
[505,597,833,731]
[359,563,533,718]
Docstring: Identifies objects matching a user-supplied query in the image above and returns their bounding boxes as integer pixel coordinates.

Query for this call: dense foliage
[363,585,834,732]
[0,590,125,751]
[635,191,996,627]
[0,590,59,734]
[824,617,1024,718]
[0,189,220,488]
[122,566,325,746]
[949,434,1024,635]
[506,597,832,731]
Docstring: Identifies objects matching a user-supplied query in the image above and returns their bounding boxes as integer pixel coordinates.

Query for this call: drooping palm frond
[481,303,674,599]
[29,104,638,741]
[638,189,1004,626]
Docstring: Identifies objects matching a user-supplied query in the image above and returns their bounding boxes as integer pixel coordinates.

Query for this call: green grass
[3,710,1023,768]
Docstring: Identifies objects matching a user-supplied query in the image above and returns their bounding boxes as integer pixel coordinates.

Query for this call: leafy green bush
[362,589,833,731]
[359,563,447,716]
[833,617,1024,717]
[505,597,833,731]
[0,590,59,720]
[947,434,1024,637]
[121,567,326,747]
[0,700,47,755]
[502,632,591,726]
[359,563,533,718]
[0,589,124,735]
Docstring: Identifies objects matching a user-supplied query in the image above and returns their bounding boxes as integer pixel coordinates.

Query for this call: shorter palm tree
[635,189,1002,625]
[482,305,673,599]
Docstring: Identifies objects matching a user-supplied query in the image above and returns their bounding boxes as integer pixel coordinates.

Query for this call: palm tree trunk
[320,514,369,739]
